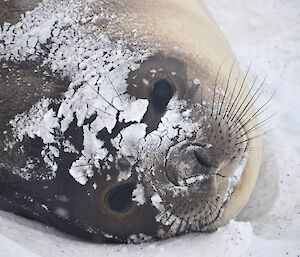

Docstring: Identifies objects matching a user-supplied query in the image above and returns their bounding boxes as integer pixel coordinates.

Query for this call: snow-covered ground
[0,0,299,256]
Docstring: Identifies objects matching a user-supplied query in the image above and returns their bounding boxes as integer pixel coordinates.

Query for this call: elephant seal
[0,0,263,243]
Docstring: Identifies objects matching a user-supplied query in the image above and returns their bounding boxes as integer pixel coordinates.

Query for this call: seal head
[0,0,262,243]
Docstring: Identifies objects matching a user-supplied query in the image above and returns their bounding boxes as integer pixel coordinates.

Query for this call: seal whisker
[164,211,184,236]
[228,75,258,123]
[105,71,124,107]
[215,76,226,120]
[208,206,219,231]
[235,75,267,119]
[185,220,192,233]
[202,205,218,231]
[175,204,188,235]
[86,81,120,112]
[211,58,227,118]
[196,214,205,231]
[222,72,240,119]
[242,145,263,153]
[229,76,264,125]
[160,203,184,237]
[230,98,273,137]
[157,203,178,224]
[225,63,252,120]
[229,89,265,132]
[236,113,276,140]
[233,90,275,132]
[80,100,115,117]
[210,201,225,231]
[181,212,192,233]
[218,59,236,117]
[235,128,274,146]
[195,202,211,230]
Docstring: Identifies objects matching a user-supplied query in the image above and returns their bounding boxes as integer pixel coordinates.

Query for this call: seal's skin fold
[0,0,261,243]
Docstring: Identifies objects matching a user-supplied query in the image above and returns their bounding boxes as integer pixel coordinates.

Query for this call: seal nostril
[106,183,135,213]
[193,149,213,168]
[150,78,175,112]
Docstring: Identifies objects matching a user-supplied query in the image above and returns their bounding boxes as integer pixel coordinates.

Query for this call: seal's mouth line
[212,142,250,224]
[209,148,249,222]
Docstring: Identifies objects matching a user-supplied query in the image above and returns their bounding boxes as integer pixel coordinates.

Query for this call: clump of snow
[127,233,152,244]
[41,145,59,172]
[112,123,148,158]
[9,98,59,144]
[193,78,201,85]
[69,123,110,184]
[69,156,94,185]
[119,99,149,123]
[117,170,132,182]
[132,184,146,206]
[150,193,164,212]
[62,140,79,154]
[185,174,207,185]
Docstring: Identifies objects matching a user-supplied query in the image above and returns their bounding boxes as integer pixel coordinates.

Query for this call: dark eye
[150,78,175,112]
[105,183,135,213]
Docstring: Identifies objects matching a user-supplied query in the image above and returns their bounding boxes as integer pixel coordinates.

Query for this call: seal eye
[106,183,135,213]
[150,78,175,112]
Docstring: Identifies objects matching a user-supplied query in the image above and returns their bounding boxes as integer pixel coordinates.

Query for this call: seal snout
[165,141,220,186]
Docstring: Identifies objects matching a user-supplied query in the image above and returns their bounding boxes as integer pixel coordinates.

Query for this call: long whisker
[105,71,124,107]
[228,75,258,122]
[231,94,274,136]
[211,58,227,117]
[237,113,276,139]
[218,59,236,117]
[223,71,240,119]
[235,128,274,146]
[74,96,115,117]
[226,63,252,119]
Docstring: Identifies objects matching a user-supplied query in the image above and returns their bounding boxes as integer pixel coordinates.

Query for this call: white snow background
[0,0,299,256]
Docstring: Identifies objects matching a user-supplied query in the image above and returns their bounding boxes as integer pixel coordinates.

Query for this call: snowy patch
[132,184,146,206]
[127,233,152,244]
[69,156,94,185]
[193,78,201,85]
[119,99,149,123]
[9,98,59,144]
[151,193,164,212]
[1,0,152,184]
[112,123,148,158]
